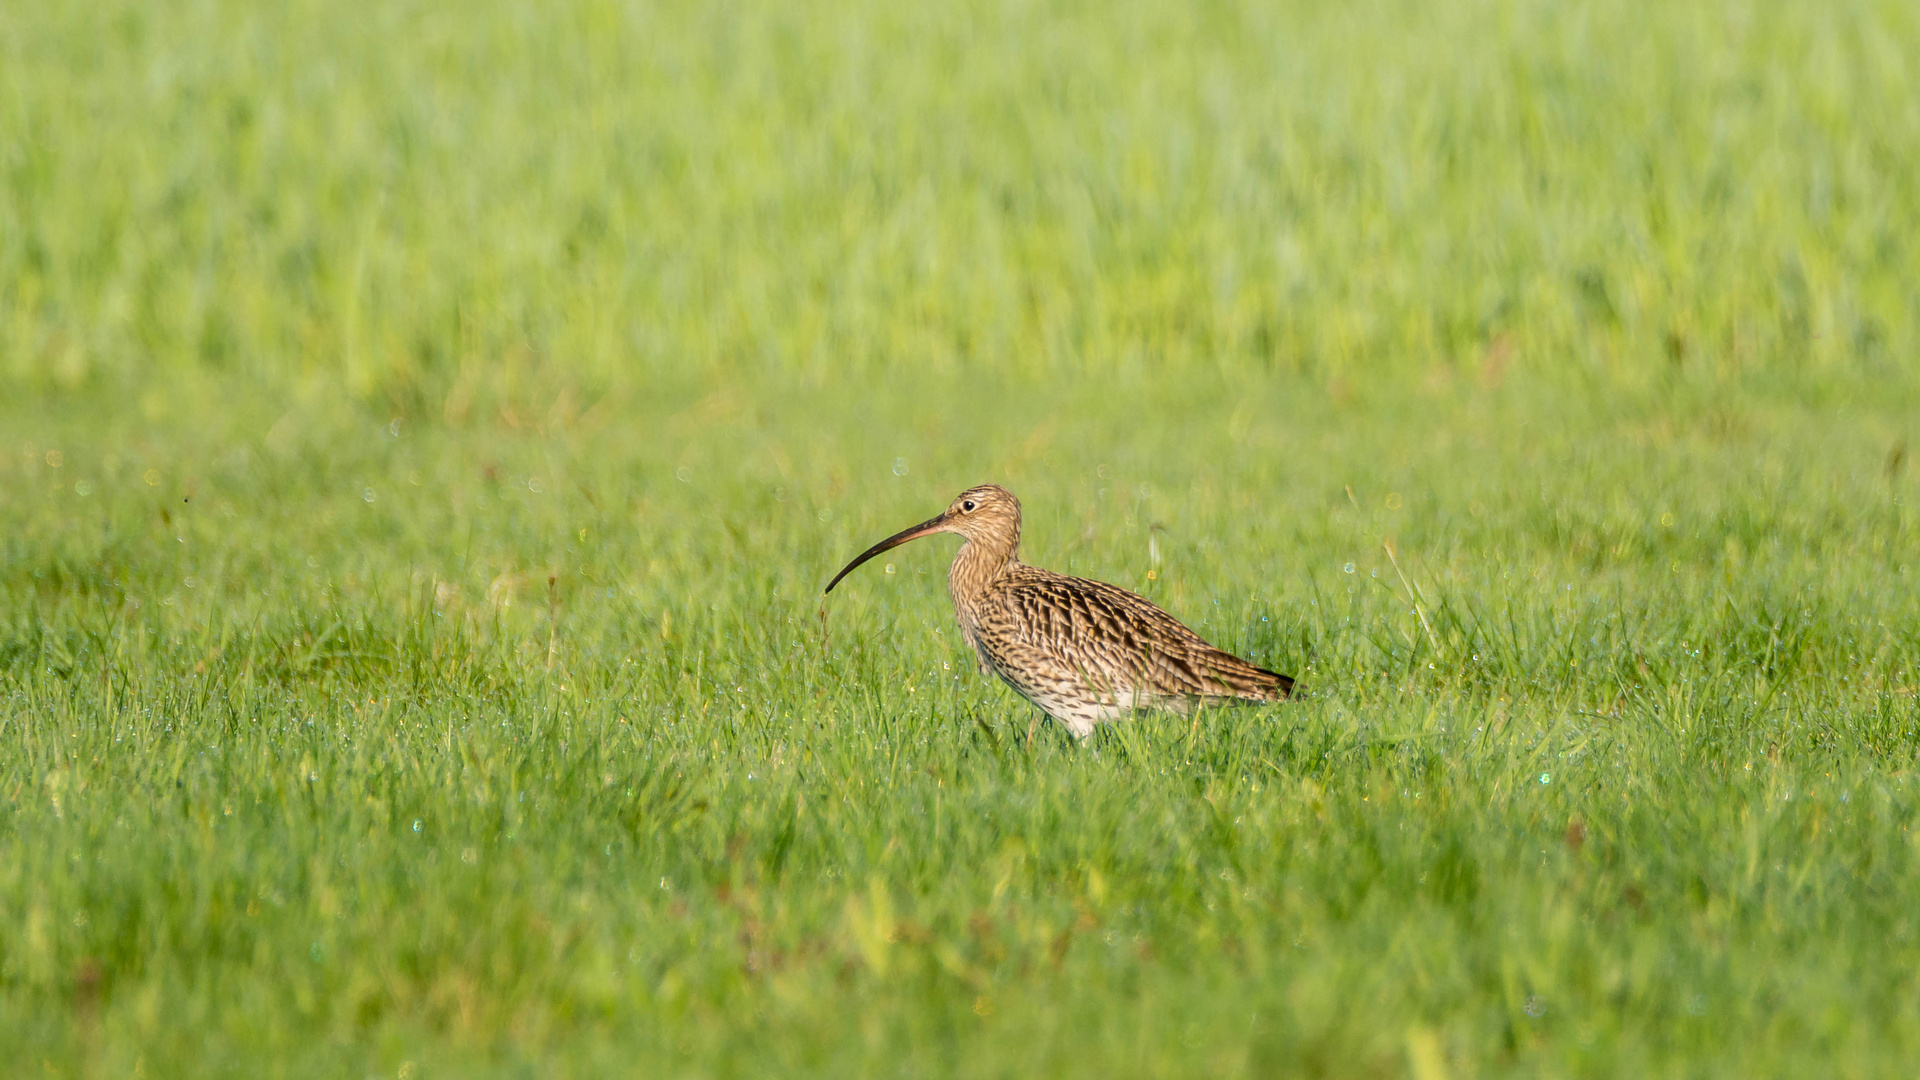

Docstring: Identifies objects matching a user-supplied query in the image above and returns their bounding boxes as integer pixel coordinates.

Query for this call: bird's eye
[962,500,976,512]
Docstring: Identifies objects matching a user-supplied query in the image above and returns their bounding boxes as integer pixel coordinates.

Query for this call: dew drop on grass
[1539,773,1551,785]
[412,819,422,833]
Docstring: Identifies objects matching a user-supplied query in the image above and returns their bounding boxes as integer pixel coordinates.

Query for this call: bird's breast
[953,611,993,673]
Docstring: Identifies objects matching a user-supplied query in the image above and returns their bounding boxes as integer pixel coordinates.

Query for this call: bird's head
[823,484,1022,594]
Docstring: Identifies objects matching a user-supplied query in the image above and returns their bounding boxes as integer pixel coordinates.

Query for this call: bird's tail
[1197,651,1295,704]
[1248,665,1295,701]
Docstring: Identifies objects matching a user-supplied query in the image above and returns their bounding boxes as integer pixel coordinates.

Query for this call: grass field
[5,0,1920,1076]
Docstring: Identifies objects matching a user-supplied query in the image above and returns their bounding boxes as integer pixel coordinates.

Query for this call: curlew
[824,484,1294,738]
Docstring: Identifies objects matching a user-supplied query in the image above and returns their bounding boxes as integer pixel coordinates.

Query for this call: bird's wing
[976,568,1291,703]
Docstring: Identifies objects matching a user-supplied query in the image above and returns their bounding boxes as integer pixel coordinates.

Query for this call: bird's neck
[948,534,1017,611]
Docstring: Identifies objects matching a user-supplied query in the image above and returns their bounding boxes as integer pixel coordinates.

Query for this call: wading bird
[824,484,1293,737]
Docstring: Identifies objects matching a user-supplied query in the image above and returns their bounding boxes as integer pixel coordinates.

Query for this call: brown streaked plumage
[824,484,1294,738]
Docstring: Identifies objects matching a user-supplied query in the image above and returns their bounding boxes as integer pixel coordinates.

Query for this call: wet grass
[4,0,1920,1076]
[5,374,1918,1078]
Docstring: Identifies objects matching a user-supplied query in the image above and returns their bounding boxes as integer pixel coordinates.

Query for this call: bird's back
[963,564,1291,733]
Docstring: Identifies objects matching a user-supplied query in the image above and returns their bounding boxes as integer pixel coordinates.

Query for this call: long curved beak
[823,513,950,595]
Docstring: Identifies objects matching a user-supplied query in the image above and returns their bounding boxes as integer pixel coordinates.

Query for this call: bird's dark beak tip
[823,513,946,596]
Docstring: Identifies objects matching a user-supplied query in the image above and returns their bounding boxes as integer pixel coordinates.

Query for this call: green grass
[4,0,1920,1076]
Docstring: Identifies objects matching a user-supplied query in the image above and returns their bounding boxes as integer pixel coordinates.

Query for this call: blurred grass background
[6,0,1915,400]
[3,0,1920,1076]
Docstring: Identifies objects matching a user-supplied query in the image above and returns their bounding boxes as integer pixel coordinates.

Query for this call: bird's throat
[948,537,1016,611]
